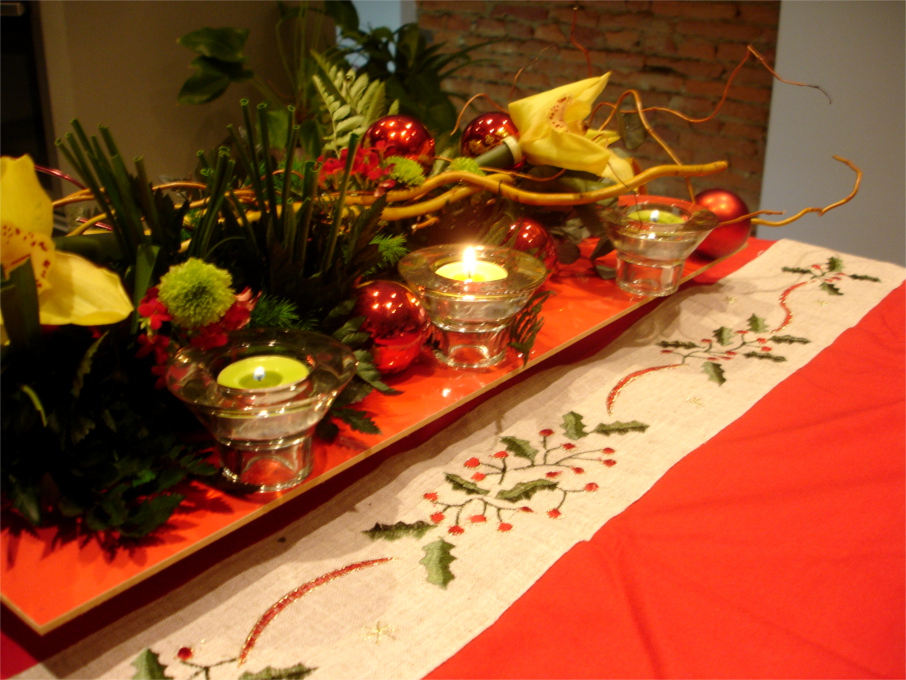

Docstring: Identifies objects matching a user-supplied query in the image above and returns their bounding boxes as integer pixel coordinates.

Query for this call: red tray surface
[1,239,742,633]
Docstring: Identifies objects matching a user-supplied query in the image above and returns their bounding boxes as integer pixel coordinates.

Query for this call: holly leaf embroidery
[499,435,538,462]
[420,538,456,588]
[363,521,435,541]
[782,266,812,274]
[702,361,727,385]
[827,256,844,273]
[239,663,317,680]
[561,411,588,439]
[131,649,173,680]
[593,421,649,436]
[656,340,699,349]
[850,273,881,282]
[496,478,559,503]
[771,335,811,344]
[743,351,787,362]
[747,314,769,333]
[444,473,489,496]
[713,326,735,346]
[820,282,843,296]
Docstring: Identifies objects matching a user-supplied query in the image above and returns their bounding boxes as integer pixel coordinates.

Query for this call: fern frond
[312,52,395,155]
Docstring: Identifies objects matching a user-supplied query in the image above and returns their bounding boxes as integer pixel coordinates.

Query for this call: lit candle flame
[650,209,660,223]
[253,366,266,382]
[463,247,477,280]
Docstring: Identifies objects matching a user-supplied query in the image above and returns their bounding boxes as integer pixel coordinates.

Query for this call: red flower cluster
[136,286,255,387]
[318,143,396,195]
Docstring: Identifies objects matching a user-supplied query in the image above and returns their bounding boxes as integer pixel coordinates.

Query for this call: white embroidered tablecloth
[18,240,905,680]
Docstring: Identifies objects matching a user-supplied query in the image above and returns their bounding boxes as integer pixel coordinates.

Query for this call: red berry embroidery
[603,459,617,467]
[756,337,767,344]
[464,457,481,468]
[546,471,561,479]
[469,514,487,524]
[498,522,513,532]
[602,447,615,455]
[660,349,673,354]
[423,492,438,502]
[761,346,772,352]
[547,509,562,519]
[562,443,576,450]
[572,467,585,474]
[585,482,599,492]
[493,450,508,458]
[519,506,534,513]
[539,428,554,436]
[471,472,486,481]
[177,647,193,661]
[448,525,464,535]
[430,512,445,524]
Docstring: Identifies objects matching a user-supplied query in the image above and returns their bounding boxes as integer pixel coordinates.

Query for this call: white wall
[38,1,286,191]
[352,0,414,31]
[760,0,905,266]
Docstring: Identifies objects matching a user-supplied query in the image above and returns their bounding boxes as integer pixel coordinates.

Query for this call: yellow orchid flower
[1,154,133,333]
[508,74,634,185]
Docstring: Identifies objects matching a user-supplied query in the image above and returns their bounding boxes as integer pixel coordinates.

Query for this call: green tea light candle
[625,208,685,225]
[217,355,310,390]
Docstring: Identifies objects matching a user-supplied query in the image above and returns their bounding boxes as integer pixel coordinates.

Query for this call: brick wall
[416,0,780,210]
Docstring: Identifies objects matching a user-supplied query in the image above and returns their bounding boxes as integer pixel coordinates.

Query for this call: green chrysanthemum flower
[158,258,235,328]
[447,157,485,176]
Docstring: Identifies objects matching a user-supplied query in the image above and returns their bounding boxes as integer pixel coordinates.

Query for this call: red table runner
[2,239,903,679]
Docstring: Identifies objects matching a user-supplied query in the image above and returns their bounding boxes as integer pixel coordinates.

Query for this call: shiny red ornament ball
[694,188,752,259]
[364,115,435,168]
[460,112,519,157]
[504,217,559,274]
[354,280,430,374]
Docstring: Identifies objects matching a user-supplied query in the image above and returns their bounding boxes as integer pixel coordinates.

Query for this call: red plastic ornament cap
[354,280,431,374]
[364,115,435,168]
[694,188,752,260]
[461,112,519,158]
[504,217,559,275]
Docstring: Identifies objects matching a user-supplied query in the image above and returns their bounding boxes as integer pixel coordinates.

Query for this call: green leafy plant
[175,0,489,155]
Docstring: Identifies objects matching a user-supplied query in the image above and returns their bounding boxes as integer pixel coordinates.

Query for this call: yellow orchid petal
[1,155,56,290]
[509,75,632,180]
[38,250,133,326]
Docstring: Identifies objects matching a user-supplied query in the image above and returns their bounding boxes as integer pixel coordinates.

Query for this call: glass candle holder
[166,329,356,493]
[605,196,720,297]
[399,245,547,369]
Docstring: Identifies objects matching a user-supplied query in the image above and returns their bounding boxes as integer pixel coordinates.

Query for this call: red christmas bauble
[364,115,435,168]
[461,112,519,158]
[354,280,430,374]
[504,217,559,274]
[694,188,752,259]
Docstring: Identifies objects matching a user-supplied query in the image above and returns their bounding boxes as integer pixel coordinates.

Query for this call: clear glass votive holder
[166,329,356,493]
[606,196,719,297]
[398,245,548,369]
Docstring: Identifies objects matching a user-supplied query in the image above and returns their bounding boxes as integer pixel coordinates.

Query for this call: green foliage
[592,421,650,436]
[561,411,588,439]
[312,55,394,155]
[386,156,426,186]
[239,665,316,680]
[1,325,217,538]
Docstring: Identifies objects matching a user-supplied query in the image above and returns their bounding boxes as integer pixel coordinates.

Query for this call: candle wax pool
[217,355,310,390]
[435,261,508,282]
[625,209,685,225]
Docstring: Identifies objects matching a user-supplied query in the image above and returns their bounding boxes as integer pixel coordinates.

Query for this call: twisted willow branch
[55,160,729,231]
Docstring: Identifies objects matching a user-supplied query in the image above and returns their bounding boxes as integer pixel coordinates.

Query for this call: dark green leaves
[177,28,253,105]
[444,473,490,496]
